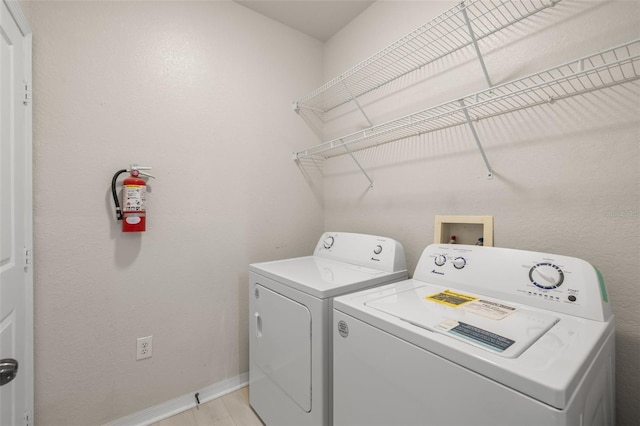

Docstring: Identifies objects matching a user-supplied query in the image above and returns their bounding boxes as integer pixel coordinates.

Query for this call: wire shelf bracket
[343,80,374,128]
[343,143,374,189]
[459,99,494,179]
[460,2,493,89]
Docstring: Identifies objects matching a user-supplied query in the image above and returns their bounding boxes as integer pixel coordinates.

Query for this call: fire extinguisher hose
[111,169,128,221]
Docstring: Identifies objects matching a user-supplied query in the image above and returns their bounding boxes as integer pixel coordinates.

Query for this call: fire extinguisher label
[123,185,146,212]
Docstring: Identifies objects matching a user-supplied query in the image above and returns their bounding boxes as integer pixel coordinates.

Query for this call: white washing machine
[249,232,407,426]
[333,244,615,426]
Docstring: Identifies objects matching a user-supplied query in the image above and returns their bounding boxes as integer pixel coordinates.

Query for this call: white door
[0,1,33,425]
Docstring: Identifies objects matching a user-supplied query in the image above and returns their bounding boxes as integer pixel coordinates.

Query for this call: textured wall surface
[322,1,639,425]
[21,1,324,424]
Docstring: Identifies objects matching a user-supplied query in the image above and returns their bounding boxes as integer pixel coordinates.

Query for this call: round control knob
[434,255,447,267]
[529,262,565,290]
[373,245,383,255]
[323,236,335,249]
[452,257,466,269]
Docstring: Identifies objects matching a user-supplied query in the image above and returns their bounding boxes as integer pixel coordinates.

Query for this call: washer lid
[250,256,407,299]
[365,285,559,358]
[335,280,615,409]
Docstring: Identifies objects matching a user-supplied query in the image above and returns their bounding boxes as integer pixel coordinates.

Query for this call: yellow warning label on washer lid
[426,290,477,307]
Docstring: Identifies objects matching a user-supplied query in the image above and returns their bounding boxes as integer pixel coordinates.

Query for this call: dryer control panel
[314,232,407,273]
[413,244,611,322]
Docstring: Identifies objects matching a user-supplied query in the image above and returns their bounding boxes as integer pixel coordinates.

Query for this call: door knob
[0,358,19,386]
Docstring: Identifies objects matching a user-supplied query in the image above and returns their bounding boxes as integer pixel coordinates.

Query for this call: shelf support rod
[459,99,493,179]
[342,140,374,189]
[460,2,493,88]
[292,102,326,114]
[343,81,373,128]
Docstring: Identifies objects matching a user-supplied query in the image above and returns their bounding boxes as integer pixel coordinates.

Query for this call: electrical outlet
[136,336,153,360]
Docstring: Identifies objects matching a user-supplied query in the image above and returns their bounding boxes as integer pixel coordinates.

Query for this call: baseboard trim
[104,372,249,426]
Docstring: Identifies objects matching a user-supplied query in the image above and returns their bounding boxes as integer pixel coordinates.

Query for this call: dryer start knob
[434,255,447,267]
[323,236,335,249]
[453,257,466,269]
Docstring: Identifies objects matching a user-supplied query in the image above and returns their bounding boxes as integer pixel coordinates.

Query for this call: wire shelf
[294,39,640,160]
[294,0,562,115]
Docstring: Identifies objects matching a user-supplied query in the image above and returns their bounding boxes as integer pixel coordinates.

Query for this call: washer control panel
[314,232,407,273]
[413,244,611,321]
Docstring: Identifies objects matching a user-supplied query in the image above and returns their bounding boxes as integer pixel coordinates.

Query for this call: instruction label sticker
[426,290,477,307]
[437,320,515,352]
[123,185,146,212]
[450,321,515,352]
[462,299,517,320]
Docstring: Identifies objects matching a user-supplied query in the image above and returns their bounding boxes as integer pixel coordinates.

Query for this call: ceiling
[234,1,375,42]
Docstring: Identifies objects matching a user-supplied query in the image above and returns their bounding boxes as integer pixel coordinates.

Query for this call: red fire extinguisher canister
[111,165,153,233]
[122,172,146,232]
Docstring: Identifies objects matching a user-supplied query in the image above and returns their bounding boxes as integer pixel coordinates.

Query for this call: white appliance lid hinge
[23,82,32,106]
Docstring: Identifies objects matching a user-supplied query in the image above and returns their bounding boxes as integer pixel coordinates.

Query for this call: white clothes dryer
[333,244,615,426]
[249,232,407,426]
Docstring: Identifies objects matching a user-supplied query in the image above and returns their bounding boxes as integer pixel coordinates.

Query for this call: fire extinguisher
[111,165,154,232]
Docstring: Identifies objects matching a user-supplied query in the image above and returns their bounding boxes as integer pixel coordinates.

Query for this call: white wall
[322,1,639,425]
[21,1,323,424]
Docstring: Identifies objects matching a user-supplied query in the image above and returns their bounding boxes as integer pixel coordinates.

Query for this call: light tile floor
[152,387,264,426]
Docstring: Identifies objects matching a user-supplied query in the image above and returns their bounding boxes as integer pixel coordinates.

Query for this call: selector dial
[452,257,466,269]
[529,262,565,289]
[373,245,383,255]
[323,236,335,249]
[434,255,447,267]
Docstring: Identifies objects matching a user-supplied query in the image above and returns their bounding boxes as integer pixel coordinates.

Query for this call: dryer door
[253,284,312,412]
